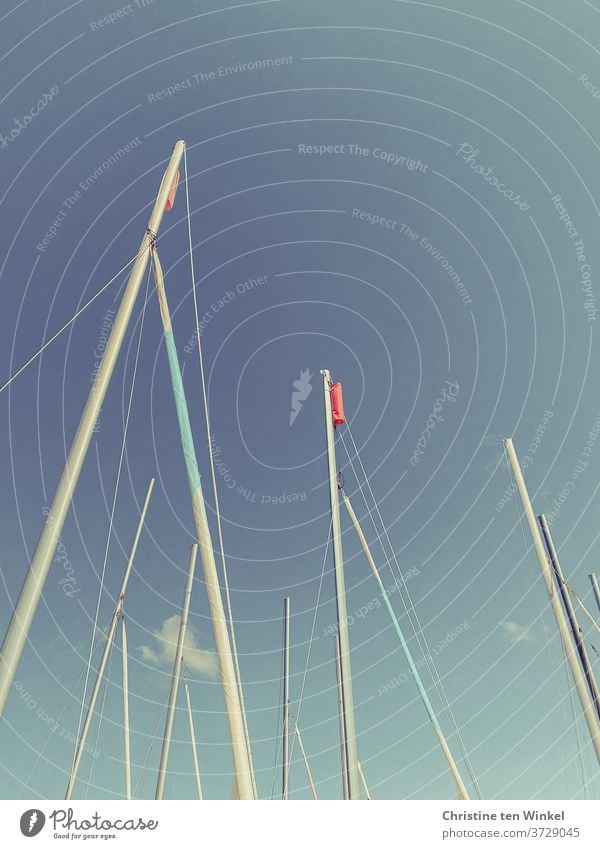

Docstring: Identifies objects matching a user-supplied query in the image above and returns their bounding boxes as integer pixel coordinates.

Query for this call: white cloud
[500,620,533,646]
[139,615,218,678]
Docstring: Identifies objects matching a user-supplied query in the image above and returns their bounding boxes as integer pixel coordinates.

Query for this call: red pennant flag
[165,169,180,211]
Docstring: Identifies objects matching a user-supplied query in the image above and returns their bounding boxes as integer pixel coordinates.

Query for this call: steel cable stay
[16,630,106,799]
[337,423,481,799]
[283,520,332,796]
[83,619,118,799]
[1,249,146,395]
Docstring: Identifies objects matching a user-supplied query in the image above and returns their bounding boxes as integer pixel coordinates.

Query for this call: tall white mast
[184,681,203,800]
[282,596,290,800]
[321,369,360,799]
[504,438,600,763]
[0,143,184,717]
[590,573,600,615]
[65,477,154,799]
[156,544,197,800]
[121,616,132,801]
[151,250,255,799]
[334,633,349,800]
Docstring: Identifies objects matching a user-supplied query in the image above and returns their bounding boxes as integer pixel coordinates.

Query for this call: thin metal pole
[357,761,372,800]
[504,438,600,763]
[334,634,350,800]
[539,515,600,722]
[156,544,197,800]
[294,725,318,800]
[151,251,255,799]
[0,143,184,717]
[121,616,132,801]
[590,573,600,615]
[342,489,470,799]
[65,477,154,799]
[282,596,290,800]
[184,681,203,800]
[321,369,360,800]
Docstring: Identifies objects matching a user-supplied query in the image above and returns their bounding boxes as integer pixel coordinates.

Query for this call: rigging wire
[339,423,483,798]
[1,249,145,395]
[285,519,332,787]
[132,701,168,798]
[293,721,319,799]
[182,146,257,796]
[338,427,465,752]
[83,615,118,799]
[567,585,600,636]
[70,264,152,778]
[16,632,106,799]
[563,635,589,799]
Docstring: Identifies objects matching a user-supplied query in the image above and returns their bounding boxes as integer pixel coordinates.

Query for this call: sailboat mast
[184,682,203,800]
[121,617,132,800]
[590,573,600,615]
[0,143,183,718]
[334,633,350,800]
[504,438,600,763]
[156,544,197,800]
[341,489,470,799]
[65,477,154,800]
[321,369,360,800]
[282,596,291,800]
[151,250,255,799]
[538,515,600,722]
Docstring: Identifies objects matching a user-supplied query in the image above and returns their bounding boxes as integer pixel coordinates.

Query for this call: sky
[1,0,600,801]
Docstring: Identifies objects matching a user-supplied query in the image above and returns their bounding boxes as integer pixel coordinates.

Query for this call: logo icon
[289,369,313,426]
[20,809,45,837]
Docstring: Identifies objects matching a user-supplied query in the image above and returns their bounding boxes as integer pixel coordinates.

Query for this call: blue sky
[1,0,600,800]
